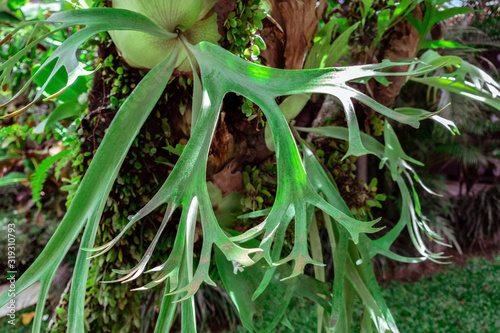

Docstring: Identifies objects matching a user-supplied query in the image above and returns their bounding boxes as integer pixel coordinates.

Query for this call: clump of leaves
[450,183,500,250]
[223,0,267,60]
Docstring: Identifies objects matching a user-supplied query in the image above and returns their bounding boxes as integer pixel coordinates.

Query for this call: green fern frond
[31,149,71,204]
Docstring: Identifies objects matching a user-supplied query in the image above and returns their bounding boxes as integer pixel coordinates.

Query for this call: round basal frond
[110,0,219,69]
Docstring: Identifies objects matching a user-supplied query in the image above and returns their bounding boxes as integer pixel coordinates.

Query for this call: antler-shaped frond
[0,8,175,117]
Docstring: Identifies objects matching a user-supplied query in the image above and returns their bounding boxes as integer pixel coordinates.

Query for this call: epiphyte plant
[0,1,473,332]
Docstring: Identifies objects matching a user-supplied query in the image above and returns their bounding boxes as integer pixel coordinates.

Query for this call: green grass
[377,255,500,333]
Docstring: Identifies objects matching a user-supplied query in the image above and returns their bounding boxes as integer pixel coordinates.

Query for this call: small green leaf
[0,172,26,187]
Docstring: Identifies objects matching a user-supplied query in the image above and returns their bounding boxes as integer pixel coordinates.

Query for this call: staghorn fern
[0,4,490,333]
